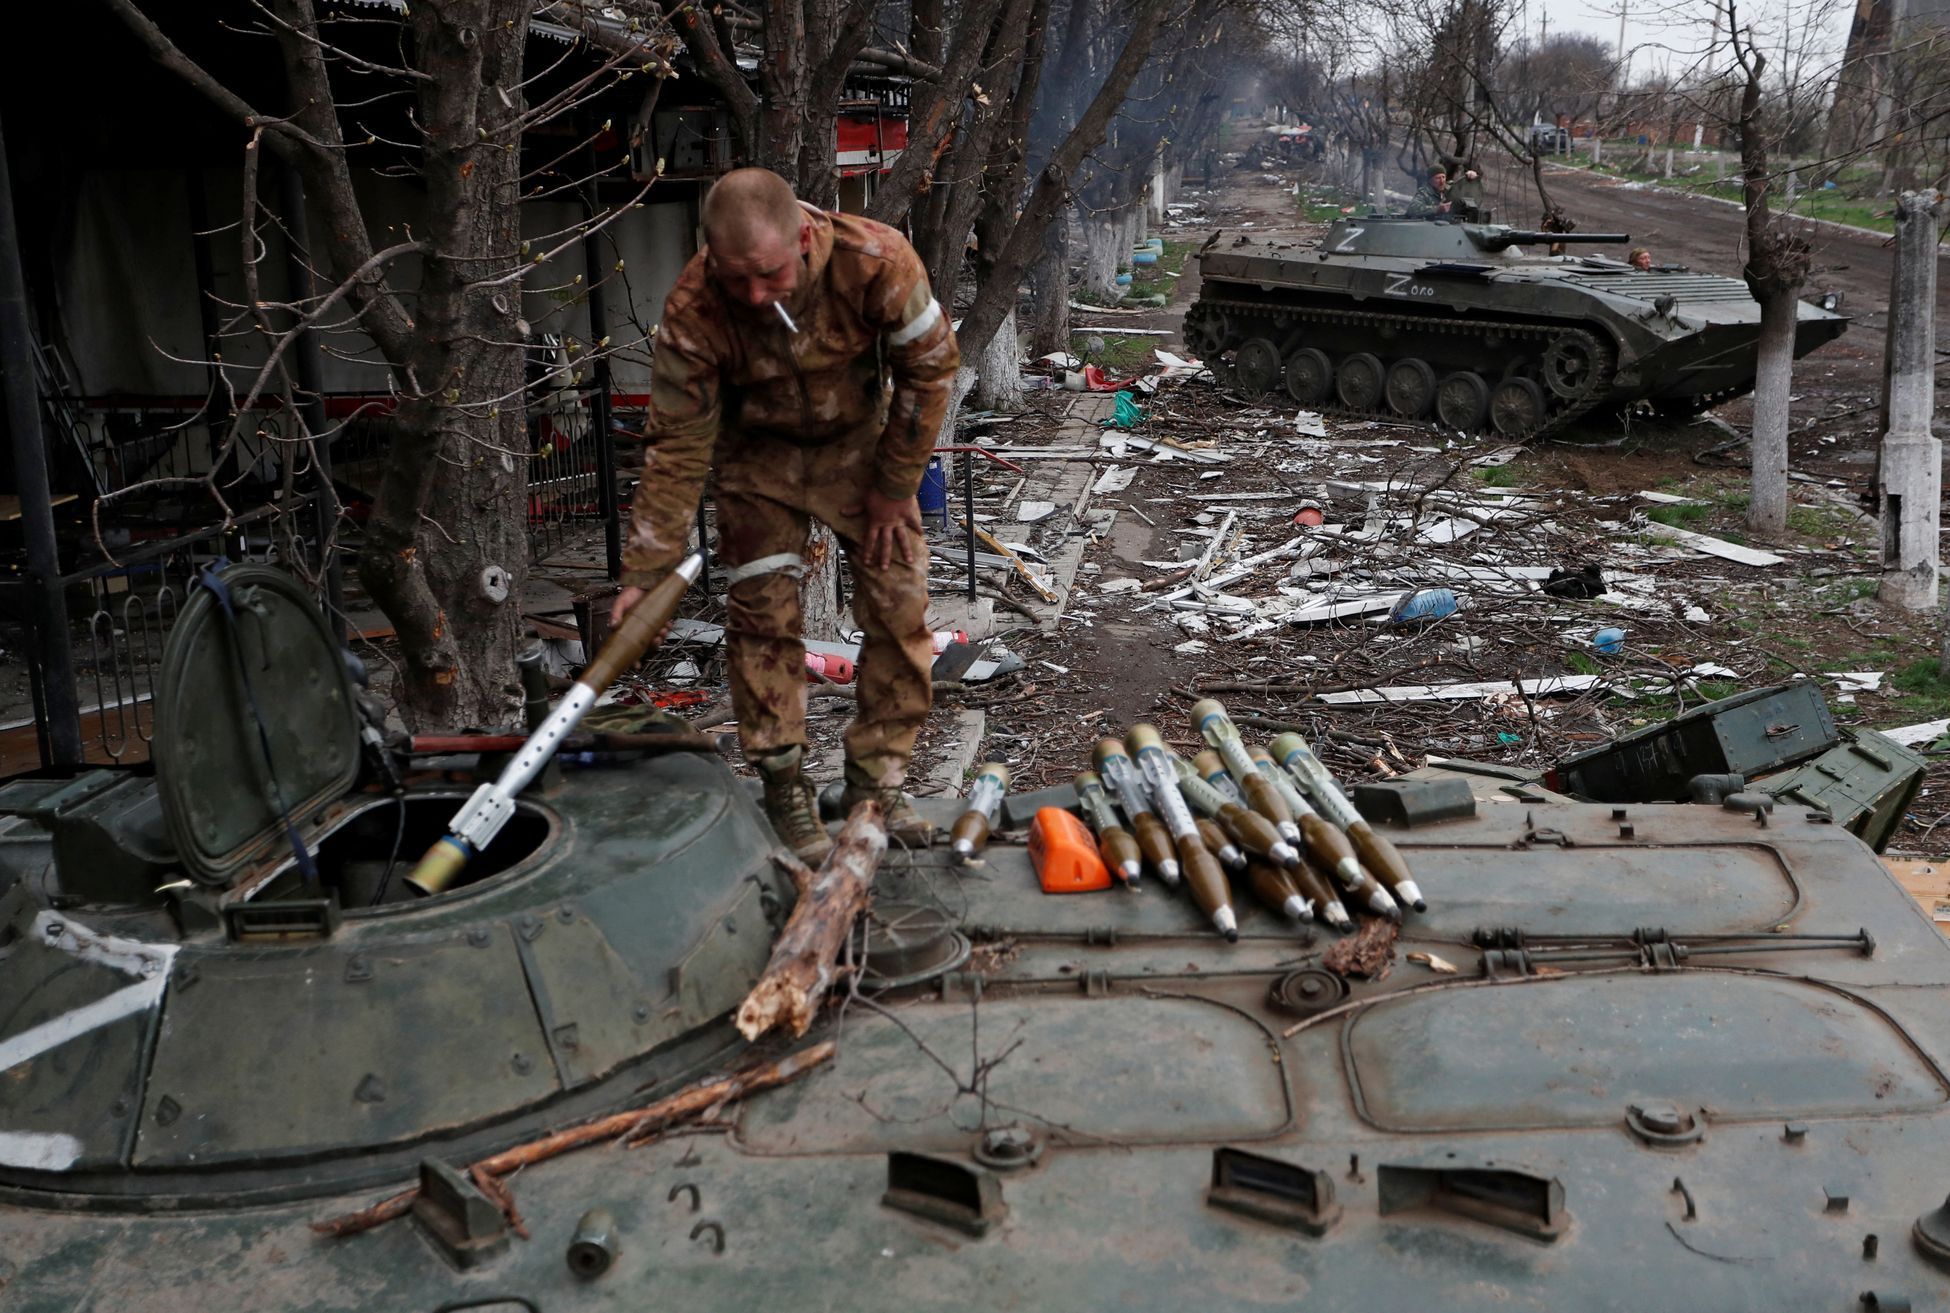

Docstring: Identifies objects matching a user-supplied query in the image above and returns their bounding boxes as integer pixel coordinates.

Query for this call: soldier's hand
[846,488,922,570]
[610,585,647,627]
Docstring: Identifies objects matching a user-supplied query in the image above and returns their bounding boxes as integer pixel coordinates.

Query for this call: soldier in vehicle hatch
[1407,167,1451,216]
[613,167,960,863]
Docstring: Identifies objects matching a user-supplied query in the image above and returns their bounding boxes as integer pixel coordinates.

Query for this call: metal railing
[60,503,325,766]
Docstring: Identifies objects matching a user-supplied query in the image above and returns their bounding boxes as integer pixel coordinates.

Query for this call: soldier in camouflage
[1407,167,1451,216]
[612,168,960,863]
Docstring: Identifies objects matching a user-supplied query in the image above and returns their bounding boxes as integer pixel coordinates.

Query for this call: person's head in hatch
[702,168,812,313]
[1628,247,1653,272]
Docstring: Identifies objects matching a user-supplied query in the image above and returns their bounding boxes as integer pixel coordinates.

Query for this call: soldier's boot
[840,760,935,847]
[754,747,835,866]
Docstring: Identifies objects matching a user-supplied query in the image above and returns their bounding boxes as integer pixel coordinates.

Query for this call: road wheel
[1182,304,1229,358]
[1283,347,1333,403]
[1384,358,1438,418]
[1542,333,1604,400]
[1336,352,1385,410]
[1490,377,1548,437]
[1234,337,1283,394]
[1435,372,1491,430]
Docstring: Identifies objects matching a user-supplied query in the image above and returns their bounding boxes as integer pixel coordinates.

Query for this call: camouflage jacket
[621,205,960,584]
[1407,185,1449,215]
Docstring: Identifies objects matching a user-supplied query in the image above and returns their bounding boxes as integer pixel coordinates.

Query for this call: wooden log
[310,1041,837,1238]
[735,803,888,1041]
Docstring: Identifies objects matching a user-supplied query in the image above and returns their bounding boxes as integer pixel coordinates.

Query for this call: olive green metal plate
[151,564,360,886]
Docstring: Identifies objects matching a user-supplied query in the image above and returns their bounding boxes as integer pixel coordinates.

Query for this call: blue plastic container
[1114,272,1133,286]
[918,456,949,526]
[1388,587,1459,624]
[1131,250,1159,266]
[1592,626,1626,655]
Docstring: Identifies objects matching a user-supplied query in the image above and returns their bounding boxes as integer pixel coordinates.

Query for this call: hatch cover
[1344,972,1948,1132]
[736,996,1291,1155]
[151,564,360,886]
[1407,844,1798,937]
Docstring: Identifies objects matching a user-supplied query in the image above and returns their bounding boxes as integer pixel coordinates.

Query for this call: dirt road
[1485,160,1948,363]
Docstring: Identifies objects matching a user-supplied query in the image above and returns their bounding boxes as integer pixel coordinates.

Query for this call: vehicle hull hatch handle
[881,1152,1006,1238]
[1207,1147,1342,1236]
[1377,1160,1566,1243]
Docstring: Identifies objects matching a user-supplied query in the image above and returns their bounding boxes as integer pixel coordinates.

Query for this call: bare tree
[1725,0,1812,535]
[106,0,677,728]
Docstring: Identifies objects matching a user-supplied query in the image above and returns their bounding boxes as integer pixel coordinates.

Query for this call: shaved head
[702,168,806,255]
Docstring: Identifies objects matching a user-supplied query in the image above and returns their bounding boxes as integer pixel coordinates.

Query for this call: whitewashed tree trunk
[973,309,1025,411]
[1746,296,1798,536]
[1080,212,1122,302]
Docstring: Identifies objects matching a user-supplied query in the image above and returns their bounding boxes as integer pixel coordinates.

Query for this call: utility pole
[1875,191,1943,615]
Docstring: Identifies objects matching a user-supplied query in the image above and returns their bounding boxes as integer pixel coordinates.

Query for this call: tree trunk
[354,1,531,729]
[1026,221,1071,357]
[1079,209,1123,302]
[1746,291,1797,536]
[973,309,1025,410]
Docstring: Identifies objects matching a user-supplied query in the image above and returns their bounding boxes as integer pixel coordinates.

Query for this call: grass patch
[1888,660,1950,720]
[1646,502,1712,529]
[1787,504,1860,540]
[1567,151,1898,234]
[1122,239,1198,306]
[1473,464,1522,487]
[1565,650,1606,676]
[1082,334,1159,375]
[1826,578,1879,602]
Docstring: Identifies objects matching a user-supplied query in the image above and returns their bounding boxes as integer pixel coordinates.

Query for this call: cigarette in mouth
[773,302,798,334]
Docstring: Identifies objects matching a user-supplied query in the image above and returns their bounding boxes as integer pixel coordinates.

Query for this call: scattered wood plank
[1883,717,1950,747]
[1190,510,1239,583]
[1316,674,1605,705]
[1647,524,1787,567]
[1885,858,1950,935]
[1282,593,1406,625]
[968,523,1060,602]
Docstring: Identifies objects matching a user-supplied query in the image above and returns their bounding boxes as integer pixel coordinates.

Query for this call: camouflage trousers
[715,422,934,785]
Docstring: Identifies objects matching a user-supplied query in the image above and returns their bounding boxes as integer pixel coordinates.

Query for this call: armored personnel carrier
[5,567,1950,1310]
[1183,214,1850,437]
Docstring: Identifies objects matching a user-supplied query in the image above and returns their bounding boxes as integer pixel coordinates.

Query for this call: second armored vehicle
[1184,215,1849,436]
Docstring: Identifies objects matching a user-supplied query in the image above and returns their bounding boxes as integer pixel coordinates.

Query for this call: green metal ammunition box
[1761,728,1926,853]
[1550,682,1838,802]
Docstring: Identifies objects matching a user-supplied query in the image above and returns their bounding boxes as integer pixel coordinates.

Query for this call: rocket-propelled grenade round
[950,762,1010,861]
[1268,731,1424,912]
[1190,698,1302,846]
[1242,742,1364,891]
[407,554,704,896]
[1173,753,1300,868]
[1074,771,1143,886]
[1196,816,1247,871]
[1127,725,1238,942]
[1286,852,1352,931]
[1094,738,1180,884]
[1245,859,1313,924]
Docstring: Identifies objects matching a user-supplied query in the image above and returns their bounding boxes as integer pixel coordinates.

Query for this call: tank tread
[1190,296,1616,440]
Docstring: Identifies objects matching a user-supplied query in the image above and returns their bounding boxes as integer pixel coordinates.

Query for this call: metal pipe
[0,108,82,764]
[581,189,622,580]
[963,447,974,602]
